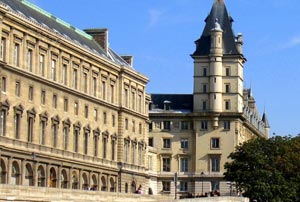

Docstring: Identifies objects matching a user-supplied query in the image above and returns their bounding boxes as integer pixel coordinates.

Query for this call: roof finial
[212,18,222,31]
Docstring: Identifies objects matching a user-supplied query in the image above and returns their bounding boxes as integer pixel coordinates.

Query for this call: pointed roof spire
[262,111,270,128]
[192,0,240,56]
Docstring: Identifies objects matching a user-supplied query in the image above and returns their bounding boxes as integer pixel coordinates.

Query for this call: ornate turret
[262,111,270,138]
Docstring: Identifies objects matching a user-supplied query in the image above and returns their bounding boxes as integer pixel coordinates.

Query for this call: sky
[27,0,300,137]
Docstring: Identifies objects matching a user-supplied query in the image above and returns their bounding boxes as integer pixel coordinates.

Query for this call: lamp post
[117,162,123,193]
[201,172,204,196]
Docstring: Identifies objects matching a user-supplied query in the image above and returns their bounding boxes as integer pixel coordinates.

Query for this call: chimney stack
[84,28,109,53]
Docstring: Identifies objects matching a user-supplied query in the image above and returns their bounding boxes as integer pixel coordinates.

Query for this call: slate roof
[262,112,270,128]
[0,0,132,69]
[150,94,193,112]
[192,0,240,56]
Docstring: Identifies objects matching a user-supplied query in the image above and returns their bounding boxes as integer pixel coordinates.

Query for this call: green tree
[224,136,300,202]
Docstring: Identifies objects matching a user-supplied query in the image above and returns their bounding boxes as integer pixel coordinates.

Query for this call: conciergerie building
[0,0,269,200]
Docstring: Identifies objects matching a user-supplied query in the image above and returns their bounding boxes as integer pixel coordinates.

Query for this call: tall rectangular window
[148,138,153,147]
[39,54,45,77]
[41,90,46,105]
[63,127,69,150]
[181,139,188,149]
[28,86,33,101]
[181,121,189,130]
[62,64,67,85]
[74,102,78,115]
[101,81,106,100]
[163,121,171,130]
[0,37,6,61]
[203,84,207,93]
[74,129,79,152]
[163,139,171,148]
[92,77,97,96]
[180,158,188,172]
[14,113,21,139]
[14,43,20,67]
[225,100,230,110]
[124,88,128,107]
[202,101,207,110]
[225,67,230,76]
[203,67,207,76]
[131,144,135,164]
[110,84,114,103]
[1,77,6,93]
[84,105,88,118]
[27,117,34,142]
[180,181,188,192]
[162,158,171,172]
[83,72,88,93]
[132,120,135,133]
[52,123,58,148]
[27,49,33,72]
[225,84,230,93]
[64,98,68,112]
[15,81,20,97]
[211,157,220,172]
[112,115,115,127]
[0,109,6,136]
[51,59,56,81]
[139,123,142,134]
[40,120,46,145]
[94,109,98,121]
[103,137,107,159]
[84,132,88,155]
[131,91,135,110]
[103,112,107,124]
[125,118,128,130]
[138,145,142,166]
[201,120,208,130]
[72,68,78,89]
[93,135,98,156]
[138,94,142,113]
[111,139,115,161]
[224,121,230,130]
[124,142,129,163]
[52,94,57,109]
[211,138,220,149]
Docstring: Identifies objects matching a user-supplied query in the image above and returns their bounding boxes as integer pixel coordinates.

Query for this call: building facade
[149,0,270,197]
[0,0,150,194]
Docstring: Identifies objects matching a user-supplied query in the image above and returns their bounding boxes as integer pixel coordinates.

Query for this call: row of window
[1,36,145,113]
[1,78,145,134]
[148,138,220,150]
[150,121,192,131]
[201,66,231,77]
[161,156,220,173]
[201,100,231,111]
[201,83,232,93]
[150,120,230,131]
[162,181,220,192]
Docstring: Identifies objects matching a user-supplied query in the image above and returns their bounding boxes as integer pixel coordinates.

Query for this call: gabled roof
[0,0,132,69]
[192,0,240,56]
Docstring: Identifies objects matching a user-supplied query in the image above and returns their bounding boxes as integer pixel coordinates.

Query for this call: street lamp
[201,172,205,196]
[117,162,123,193]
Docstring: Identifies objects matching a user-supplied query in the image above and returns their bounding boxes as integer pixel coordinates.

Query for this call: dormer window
[164,100,171,110]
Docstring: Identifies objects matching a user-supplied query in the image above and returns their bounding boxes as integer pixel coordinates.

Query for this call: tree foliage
[224,136,300,202]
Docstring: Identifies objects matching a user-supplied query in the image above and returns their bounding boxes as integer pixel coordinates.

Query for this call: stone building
[0,0,150,194]
[148,0,270,197]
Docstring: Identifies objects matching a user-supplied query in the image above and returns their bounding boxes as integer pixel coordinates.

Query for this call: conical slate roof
[262,112,270,128]
[192,0,240,56]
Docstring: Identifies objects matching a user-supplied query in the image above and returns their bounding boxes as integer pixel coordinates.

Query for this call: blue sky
[28,0,300,136]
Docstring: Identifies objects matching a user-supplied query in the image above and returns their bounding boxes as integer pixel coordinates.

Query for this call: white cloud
[277,36,300,50]
[147,9,165,28]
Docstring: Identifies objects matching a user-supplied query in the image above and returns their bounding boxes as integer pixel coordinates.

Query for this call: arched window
[37,165,45,187]
[49,167,57,188]
[24,163,34,186]
[71,171,78,189]
[82,173,88,190]
[101,176,106,191]
[91,174,98,190]
[0,158,7,184]
[110,177,115,192]
[61,169,68,189]
[11,161,20,185]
